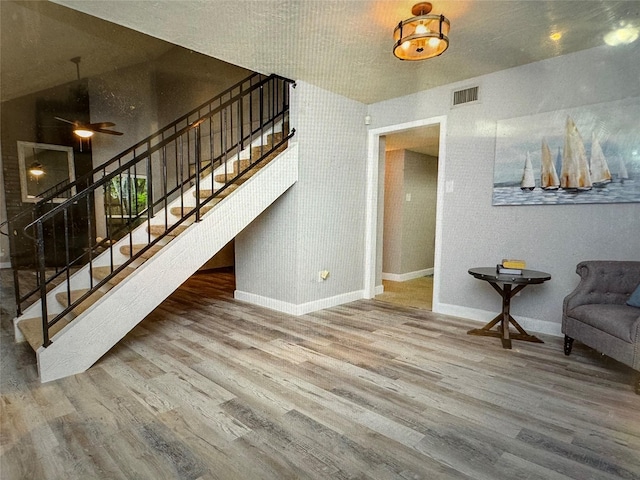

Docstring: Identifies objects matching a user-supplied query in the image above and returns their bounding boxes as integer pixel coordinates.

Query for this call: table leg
[467,281,544,348]
[501,284,512,349]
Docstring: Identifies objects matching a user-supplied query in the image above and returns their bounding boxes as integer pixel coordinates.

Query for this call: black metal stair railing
[1,73,295,347]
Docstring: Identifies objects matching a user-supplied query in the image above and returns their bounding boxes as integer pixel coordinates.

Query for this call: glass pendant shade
[393,2,450,61]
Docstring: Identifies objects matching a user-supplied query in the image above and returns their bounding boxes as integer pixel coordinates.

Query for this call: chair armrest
[563,261,640,312]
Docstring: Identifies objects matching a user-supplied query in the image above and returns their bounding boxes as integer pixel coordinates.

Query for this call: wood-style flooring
[1,269,639,480]
[376,276,433,310]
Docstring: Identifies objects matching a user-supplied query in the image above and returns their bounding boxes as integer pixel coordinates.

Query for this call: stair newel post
[36,221,51,347]
[7,219,22,316]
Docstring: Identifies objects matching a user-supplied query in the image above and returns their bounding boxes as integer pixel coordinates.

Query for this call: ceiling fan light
[74,128,94,138]
[28,162,45,176]
[393,2,450,61]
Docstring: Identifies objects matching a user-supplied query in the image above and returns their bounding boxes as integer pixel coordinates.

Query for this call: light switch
[406,193,411,202]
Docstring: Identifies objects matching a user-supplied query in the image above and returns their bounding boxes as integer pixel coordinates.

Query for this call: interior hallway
[375,276,433,310]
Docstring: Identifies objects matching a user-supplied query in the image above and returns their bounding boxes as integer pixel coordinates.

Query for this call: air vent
[452,86,479,106]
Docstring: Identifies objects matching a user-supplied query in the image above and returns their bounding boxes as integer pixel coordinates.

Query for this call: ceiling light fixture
[393,2,450,61]
[28,162,45,177]
[73,128,94,138]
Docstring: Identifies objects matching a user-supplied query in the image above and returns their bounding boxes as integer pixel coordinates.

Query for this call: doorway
[363,116,447,312]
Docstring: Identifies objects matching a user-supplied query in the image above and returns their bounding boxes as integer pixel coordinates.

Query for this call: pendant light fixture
[393,2,450,61]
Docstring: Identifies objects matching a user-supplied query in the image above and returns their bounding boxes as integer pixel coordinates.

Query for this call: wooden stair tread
[18,314,74,351]
[55,289,106,317]
[92,265,137,286]
[119,243,165,260]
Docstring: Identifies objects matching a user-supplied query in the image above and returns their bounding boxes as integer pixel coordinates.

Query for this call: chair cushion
[568,304,638,342]
[627,282,640,308]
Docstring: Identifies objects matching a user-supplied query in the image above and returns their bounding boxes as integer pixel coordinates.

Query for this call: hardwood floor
[1,269,639,479]
[376,276,433,310]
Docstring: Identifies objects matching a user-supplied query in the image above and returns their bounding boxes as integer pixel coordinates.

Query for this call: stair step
[188,160,214,178]
[196,184,239,199]
[119,243,165,260]
[147,224,190,236]
[18,314,74,351]
[169,202,219,217]
[55,289,106,316]
[268,131,284,145]
[92,265,137,286]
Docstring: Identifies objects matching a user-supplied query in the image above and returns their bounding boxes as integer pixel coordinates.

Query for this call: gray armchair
[562,260,640,394]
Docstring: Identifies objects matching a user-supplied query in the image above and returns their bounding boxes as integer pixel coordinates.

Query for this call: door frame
[363,116,447,312]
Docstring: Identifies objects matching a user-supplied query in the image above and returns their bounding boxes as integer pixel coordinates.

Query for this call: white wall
[368,44,640,335]
[383,149,437,277]
[401,150,437,274]
[235,81,368,311]
[383,150,404,274]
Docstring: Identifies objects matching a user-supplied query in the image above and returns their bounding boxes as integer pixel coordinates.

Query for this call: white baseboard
[374,284,384,295]
[433,303,562,337]
[382,268,433,282]
[0,261,11,269]
[234,289,365,316]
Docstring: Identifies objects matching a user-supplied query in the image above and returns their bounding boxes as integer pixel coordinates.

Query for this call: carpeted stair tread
[214,141,286,184]
[189,160,214,178]
[119,243,165,260]
[92,265,137,286]
[55,289,106,317]
[18,314,74,351]
[169,202,218,217]
[147,224,190,236]
[196,184,239,199]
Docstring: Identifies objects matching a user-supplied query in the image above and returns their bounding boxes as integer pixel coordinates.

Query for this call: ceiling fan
[54,116,123,137]
[53,57,124,138]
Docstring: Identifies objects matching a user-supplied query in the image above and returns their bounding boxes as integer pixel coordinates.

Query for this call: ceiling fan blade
[89,122,116,128]
[93,128,124,136]
[54,116,76,125]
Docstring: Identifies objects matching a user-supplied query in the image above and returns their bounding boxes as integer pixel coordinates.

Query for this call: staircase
[5,73,297,382]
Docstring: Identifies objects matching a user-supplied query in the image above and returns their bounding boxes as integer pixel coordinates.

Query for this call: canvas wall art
[493,97,640,206]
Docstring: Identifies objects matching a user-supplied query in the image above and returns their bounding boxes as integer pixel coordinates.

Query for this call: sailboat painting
[493,97,640,205]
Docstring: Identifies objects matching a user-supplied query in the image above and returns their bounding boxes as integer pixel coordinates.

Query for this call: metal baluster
[36,221,50,347]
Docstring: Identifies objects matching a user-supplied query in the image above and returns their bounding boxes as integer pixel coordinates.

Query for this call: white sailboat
[560,116,592,191]
[540,138,560,190]
[521,151,535,191]
[589,133,612,187]
[617,156,629,183]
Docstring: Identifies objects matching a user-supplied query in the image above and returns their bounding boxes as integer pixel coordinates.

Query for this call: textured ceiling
[3,1,639,156]
[49,0,640,105]
[0,1,175,102]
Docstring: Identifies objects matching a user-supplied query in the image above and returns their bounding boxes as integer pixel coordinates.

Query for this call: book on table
[501,259,526,269]
[497,265,523,275]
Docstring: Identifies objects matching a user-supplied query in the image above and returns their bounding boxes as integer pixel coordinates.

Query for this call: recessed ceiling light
[549,32,562,41]
[604,26,639,46]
